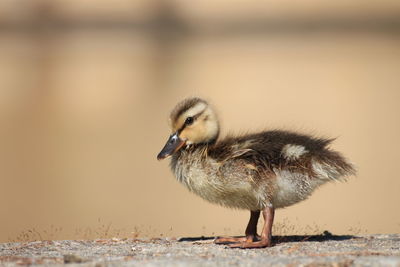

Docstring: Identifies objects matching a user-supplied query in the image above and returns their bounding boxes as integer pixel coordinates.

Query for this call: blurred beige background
[1,0,400,242]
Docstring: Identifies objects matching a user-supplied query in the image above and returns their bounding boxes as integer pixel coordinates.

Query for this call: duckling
[157,97,355,248]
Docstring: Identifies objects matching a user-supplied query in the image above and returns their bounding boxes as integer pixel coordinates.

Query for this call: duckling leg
[229,206,275,248]
[214,211,260,244]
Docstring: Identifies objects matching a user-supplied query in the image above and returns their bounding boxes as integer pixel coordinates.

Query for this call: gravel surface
[0,234,399,266]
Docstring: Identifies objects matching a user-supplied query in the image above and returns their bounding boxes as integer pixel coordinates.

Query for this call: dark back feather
[207,130,354,177]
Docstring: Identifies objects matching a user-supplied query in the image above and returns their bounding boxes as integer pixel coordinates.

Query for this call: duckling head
[157,97,219,160]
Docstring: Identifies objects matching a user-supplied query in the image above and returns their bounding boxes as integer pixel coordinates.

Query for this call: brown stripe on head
[168,97,220,144]
[169,98,208,131]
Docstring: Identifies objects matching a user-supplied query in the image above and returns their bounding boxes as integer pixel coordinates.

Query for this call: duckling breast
[170,149,271,210]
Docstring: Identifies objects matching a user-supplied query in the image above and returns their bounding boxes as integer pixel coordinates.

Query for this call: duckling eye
[185,116,194,126]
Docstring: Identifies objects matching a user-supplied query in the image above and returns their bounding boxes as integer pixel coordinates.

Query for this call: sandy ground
[0,233,399,266]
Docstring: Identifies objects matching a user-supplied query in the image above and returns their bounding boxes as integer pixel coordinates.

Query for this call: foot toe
[214,236,247,244]
[228,240,271,249]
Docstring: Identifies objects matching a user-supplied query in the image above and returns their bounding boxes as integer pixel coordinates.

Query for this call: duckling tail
[312,150,356,181]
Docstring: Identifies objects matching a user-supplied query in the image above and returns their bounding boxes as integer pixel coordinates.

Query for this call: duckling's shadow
[272,233,355,244]
[178,232,355,244]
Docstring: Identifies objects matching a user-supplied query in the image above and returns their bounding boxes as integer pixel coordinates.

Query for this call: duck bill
[157,132,186,160]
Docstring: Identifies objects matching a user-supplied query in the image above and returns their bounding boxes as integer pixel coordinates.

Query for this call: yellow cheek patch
[179,122,206,143]
[179,128,196,141]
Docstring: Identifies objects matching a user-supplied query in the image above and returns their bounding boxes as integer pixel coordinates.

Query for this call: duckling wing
[211,130,328,163]
[210,130,354,179]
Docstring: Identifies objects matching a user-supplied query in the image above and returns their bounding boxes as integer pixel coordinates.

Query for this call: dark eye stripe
[178,109,206,134]
[185,117,194,125]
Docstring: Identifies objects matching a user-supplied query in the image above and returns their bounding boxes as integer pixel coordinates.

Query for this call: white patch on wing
[282,144,308,160]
